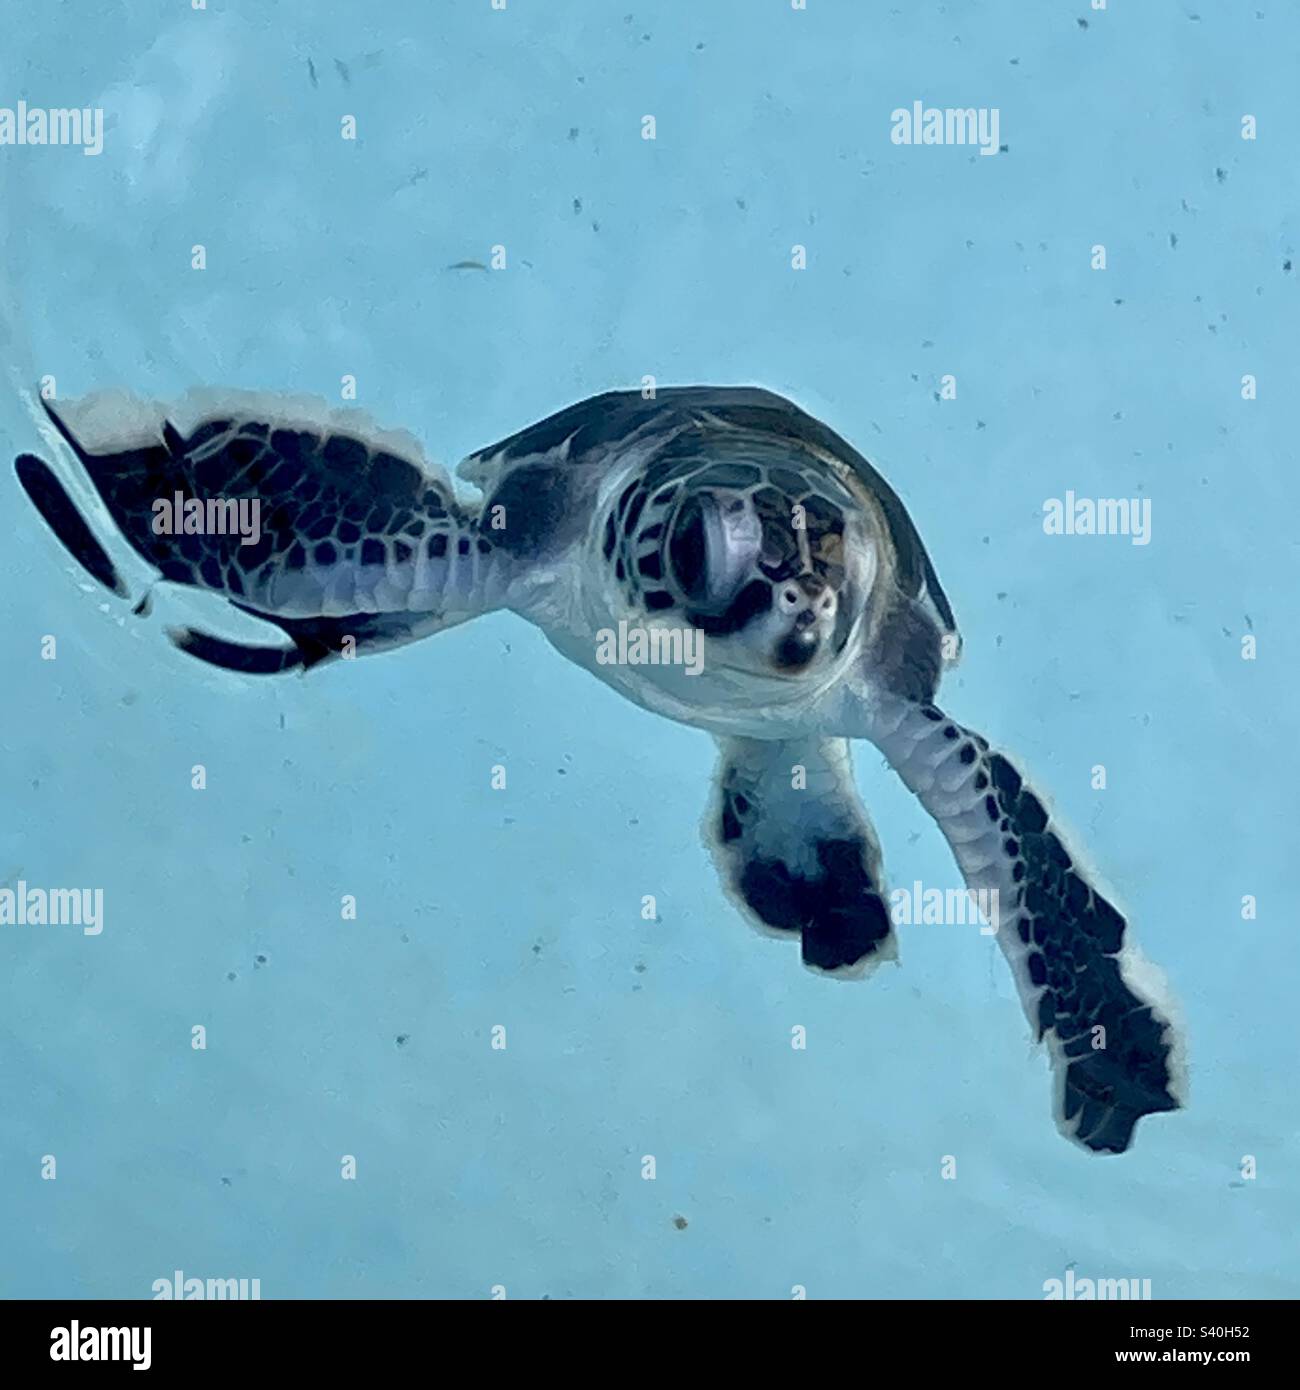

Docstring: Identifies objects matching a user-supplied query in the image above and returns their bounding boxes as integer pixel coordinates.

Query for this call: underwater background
[1,1,1296,1299]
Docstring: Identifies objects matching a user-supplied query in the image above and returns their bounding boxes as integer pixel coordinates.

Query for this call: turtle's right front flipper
[14,452,127,598]
[15,391,512,673]
[705,735,896,977]
[871,697,1186,1154]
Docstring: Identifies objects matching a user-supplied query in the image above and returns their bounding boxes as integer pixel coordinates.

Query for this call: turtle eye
[669,490,761,613]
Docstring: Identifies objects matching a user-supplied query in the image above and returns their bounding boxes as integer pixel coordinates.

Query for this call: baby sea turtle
[14,384,1185,1152]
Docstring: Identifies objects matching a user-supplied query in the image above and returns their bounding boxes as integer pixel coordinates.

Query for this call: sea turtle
[14,384,1185,1153]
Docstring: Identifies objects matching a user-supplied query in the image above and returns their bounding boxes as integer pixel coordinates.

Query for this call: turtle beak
[770,577,837,671]
[773,608,822,669]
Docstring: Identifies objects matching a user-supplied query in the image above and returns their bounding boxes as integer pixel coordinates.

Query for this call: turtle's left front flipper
[705,736,896,977]
[870,697,1186,1154]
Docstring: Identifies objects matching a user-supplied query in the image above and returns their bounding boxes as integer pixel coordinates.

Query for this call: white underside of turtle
[14,383,1187,1154]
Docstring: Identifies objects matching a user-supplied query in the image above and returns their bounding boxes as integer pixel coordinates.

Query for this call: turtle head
[666,483,869,680]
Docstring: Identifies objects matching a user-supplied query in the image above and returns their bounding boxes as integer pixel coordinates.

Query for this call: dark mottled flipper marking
[19,392,501,676]
[983,750,1181,1153]
[14,453,127,597]
[34,394,474,615]
[709,736,895,975]
[169,627,304,674]
[879,702,1184,1154]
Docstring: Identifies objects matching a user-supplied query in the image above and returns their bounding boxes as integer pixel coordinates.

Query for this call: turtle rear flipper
[706,735,896,977]
[871,698,1185,1154]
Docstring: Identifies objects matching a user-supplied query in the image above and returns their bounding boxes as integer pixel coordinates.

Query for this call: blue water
[2,1,1296,1299]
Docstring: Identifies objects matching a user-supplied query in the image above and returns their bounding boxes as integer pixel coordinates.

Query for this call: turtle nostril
[783,588,799,605]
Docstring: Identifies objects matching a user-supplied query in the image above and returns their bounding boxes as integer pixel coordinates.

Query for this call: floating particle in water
[307,59,317,88]
[334,58,351,85]
[448,260,488,272]
[396,1034,409,1048]
[226,971,237,982]
[254,954,268,968]
[568,127,579,141]
[573,197,582,214]
[673,1215,688,1230]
